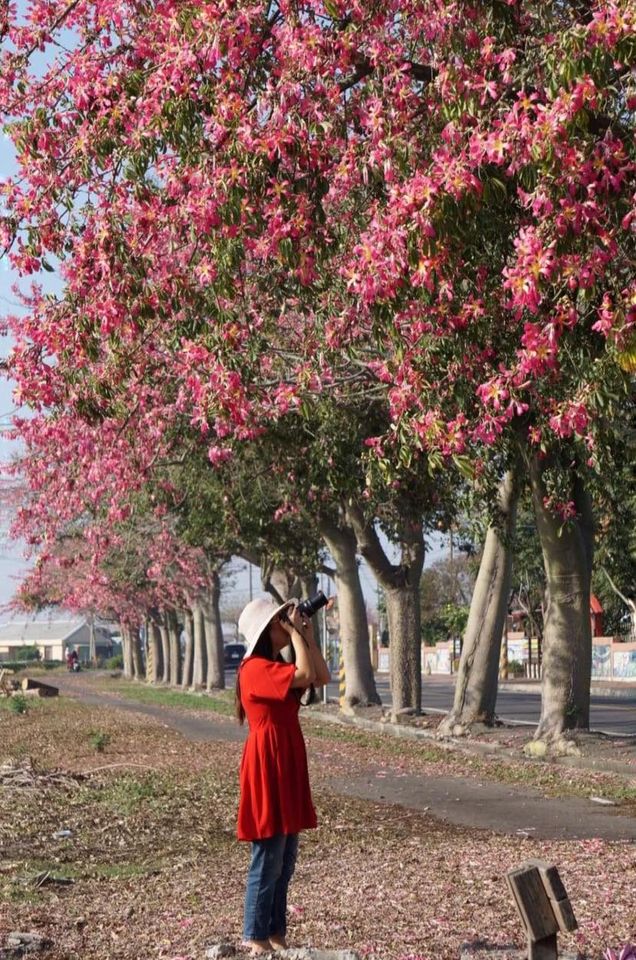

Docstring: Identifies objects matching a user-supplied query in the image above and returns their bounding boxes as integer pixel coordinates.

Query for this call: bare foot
[242,940,272,955]
[268,936,288,951]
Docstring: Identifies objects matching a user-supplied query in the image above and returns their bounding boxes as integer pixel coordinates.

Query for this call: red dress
[237,657,318,841]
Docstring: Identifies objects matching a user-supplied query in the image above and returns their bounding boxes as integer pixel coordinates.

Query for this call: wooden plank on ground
[20,677,59,697]
[506,865,559,942]
[525,860,578,932]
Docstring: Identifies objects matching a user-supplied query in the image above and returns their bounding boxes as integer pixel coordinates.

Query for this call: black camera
[281,591,329,623]
[297,590,329,619]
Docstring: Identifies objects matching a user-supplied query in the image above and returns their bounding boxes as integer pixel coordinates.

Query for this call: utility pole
[449,526,458,605]
[248,561,253,602]
[89,612,96,666]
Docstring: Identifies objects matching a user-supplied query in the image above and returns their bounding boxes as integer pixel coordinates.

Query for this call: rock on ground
[280,951,360,960]
[2,932,53,957]
[460,942,580,960]
[205,946,360,960]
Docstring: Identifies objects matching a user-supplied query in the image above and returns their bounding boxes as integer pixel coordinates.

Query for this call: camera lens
[297,591,328,619]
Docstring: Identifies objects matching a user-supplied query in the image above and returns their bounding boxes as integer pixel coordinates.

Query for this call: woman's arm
[283,606,317,688]
[302,616,331,687]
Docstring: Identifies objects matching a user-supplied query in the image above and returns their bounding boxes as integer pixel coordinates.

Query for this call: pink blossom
[592,294,616,336]
[207,446,233,467]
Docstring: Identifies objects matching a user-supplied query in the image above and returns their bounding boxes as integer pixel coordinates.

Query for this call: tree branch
[601,566,635,612]
[344,500,396,587]
[339,56,437,93]
[16,0,83,65]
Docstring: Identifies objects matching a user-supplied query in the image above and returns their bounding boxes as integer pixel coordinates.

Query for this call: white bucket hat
[238,596,295,657]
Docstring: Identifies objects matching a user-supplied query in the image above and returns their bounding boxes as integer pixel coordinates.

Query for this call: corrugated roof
[0,619,86,644]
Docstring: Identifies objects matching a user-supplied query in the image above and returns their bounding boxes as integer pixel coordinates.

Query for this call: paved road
[322,676,636,736]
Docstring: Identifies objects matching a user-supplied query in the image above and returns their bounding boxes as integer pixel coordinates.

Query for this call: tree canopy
[1,1,634,673]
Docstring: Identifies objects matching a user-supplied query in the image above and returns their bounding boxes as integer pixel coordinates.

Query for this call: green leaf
[452,455,475,480]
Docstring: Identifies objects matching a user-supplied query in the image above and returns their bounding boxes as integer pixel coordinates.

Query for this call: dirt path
[55,676,636,843]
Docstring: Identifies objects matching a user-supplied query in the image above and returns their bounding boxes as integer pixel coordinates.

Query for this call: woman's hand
[283,603,316,687]
[279,602,305,638]
[301,612,314,643]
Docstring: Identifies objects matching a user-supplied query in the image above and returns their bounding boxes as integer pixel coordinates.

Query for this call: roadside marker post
[339,654,346,709]
[506,861,577,960]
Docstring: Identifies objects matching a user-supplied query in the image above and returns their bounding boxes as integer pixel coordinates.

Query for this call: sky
[0,6,448,619]
[0,0,64,614]
[0,128,32,612]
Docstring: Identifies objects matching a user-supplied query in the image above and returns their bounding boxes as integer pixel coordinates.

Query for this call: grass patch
[24,858,163,880]
[609,782,636,801]
[87,772,174,815]
[2,858,165,903]
[100,679,235,716]
[0,694,68,721]
[304,716,450,761]
[303,719,369,745]
[87,860,163,879]
[472,754,636,808]
[88,730,111,752]
[9,694,30,715]
[2,882,46,905]
[0,695,45,714]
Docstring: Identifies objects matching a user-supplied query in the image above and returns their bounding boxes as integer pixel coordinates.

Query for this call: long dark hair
[235,628,274,725]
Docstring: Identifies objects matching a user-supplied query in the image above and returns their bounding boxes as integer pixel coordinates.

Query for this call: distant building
[0,616,115,663]
[508,594,605,639]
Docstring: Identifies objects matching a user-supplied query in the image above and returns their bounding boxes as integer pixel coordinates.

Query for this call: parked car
[224,642,246,669]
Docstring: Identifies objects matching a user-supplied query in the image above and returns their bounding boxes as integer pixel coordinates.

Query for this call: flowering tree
[9,462,213,682]
[1,0,634,741]
[174,426,380,708]
[224,406,450,711]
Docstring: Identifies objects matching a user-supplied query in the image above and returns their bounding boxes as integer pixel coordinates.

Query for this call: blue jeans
[243,833,299,941]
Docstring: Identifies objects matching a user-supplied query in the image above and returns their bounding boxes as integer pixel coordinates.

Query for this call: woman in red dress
[236,596,331,955]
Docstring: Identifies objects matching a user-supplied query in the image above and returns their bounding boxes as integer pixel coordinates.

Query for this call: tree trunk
[261,563,300,603]
[384,579,422,715]
[167,609,181,687]
[529,455,593,744]
[122,625,134,679]
[147,619,163,684]
[159,616,170,684]
[347,504,424,715]
[438,469,520,736]
[299,574,319,599]
[131,627,144,679]
[320,519,380,706]
[205,571,225,691]
[181,610,194,689]
[191,603,207,690]
[89,615,96,665]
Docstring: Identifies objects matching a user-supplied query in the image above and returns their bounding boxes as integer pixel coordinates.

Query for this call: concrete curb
[501,681,636,700]
[376,675,636,700]
[306,707,636,780]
